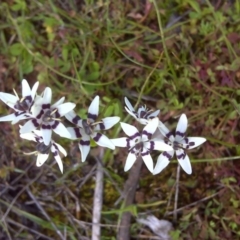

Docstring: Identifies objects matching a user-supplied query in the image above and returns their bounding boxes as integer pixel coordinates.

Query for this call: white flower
[20,87,75,145]
[0,79,39,124]
[124,97,160,125]
[111,118,173,172]
[66,95,120,162]
[153,114,206,175]
[20,129,67,173]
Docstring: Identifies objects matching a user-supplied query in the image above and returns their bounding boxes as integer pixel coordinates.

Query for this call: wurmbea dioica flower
[20,129,66,173]
[111,117,173,172]
[124,97,160,125]
[0,79,39,124]
[20,87,75,146]
[153,114,206,175]
[66,95,120,162]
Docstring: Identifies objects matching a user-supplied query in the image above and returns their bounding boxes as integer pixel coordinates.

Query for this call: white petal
[51,97,65,108]
[94,116,120,130]
[56,102,76,117]
[92,132,115,149]
[31,81,39,99]
[20,132,37,141]
[65,110,82,126]
[21,79,32,97]
[0,92,18,109]
[42,87,52,104]
[36,153,49,167]
[51,145,64,173]
[111,137,128,147]
[54,143,67,156]
[150,141,173,151]
[147,109,160,118]
[88,95,99,120]
[41,128,52,145]
[124,97,135,112]
[120,122,139,137]
[158,121,170,137]
[32,129,42,136]
[53,122,71,139]
[153,151,174,175]
[0,113,17,122]
[176,149,192,174]
[124,152,137,172]
[138,118,149,125]
[175,114,188,142]
[11,113,29,124]
[185,137,206,149]
[142,154,154,172]
[125,106,139,120]
[54,154,64,173]
[20,120,38,134]
[79,135,91,162]
[141,117,159,141]
[66,127,82,139]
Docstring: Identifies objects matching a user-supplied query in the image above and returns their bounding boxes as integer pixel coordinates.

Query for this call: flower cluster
[112,98,206,174]
[0,80,206,174]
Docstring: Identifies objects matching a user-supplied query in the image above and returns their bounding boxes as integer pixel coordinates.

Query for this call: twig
[174,163,180,221]
[117,157,143,240]
[166,190,221,216]
[92,148,104,240]
[26,187,65,240]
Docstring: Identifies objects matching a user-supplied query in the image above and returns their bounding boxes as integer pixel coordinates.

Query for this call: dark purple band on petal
[42,104,50,109]
[142,130,152,139]
[176,151,186,160]
[80,139,90,146]
[42,124,51,130]
[93,133,101,142]
[51,121,59,129]
[36,109,44,119]
[32,119,40,127]
[141,151,149,156]
[166,131,174,139]
[176,131,185,138]
[189,142,195,147]
[163,151,173,160]
[148,141,155,151]
[52,150,58,157]
[130,149,136,154]
[74,128,82,138]
[14,111,25,117]
[72,115,81,125]
[126,132,140,149]
[98,122,105,130]
[129,132,141,140]
[126,138,131,149]
[54,110,60,118]
[88,113,97,121]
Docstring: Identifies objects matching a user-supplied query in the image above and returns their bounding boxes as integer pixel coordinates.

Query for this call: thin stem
[174,163,181,221]
[92,148,104,240]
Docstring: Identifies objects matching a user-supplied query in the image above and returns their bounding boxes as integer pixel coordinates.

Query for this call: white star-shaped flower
[20,87,75,145]
[111,118,173,172]
[153,114,206,175]
[0,79,39,124]
[66,95,120,162]
[20,129,67,173]
[124,97,160,125]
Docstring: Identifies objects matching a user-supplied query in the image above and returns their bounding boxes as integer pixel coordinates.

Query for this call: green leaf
[9,43,23,56]
[104,105,114,117]
[62,47,69,61]
[87,72,100,81]
[187,0,201,13]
